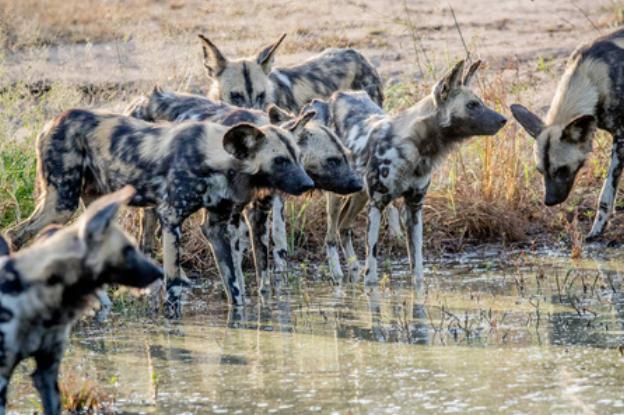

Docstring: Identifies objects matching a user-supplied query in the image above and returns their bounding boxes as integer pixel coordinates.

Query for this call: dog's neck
[394,95,469,162]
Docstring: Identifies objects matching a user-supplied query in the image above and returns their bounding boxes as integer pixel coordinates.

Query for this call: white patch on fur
[272,70,292,89]
[546,57,610,125]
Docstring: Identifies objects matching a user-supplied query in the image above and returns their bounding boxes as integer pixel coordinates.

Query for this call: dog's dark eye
[274,156,290,166]
[467,100,481,110]
[229,92,245,106]
[326,157,341,168]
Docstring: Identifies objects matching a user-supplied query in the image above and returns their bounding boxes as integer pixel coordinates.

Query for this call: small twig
[571,2,602,34]
[448,4,470,61]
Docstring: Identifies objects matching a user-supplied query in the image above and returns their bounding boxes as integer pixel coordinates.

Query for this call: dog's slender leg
[338,191,369,282]
[588,133,624,240]
[32,346,63,415]
[385,202,404,240]
[248,196,273,293]
[363,200,386,285]
[228,212,246,300]
[324,192,344,283]
[203,213,244,306]
[162,225,187,318]
[139,208,160,257]
[271,195,288,273]
[94,289,112,323]
[404,184,429,285]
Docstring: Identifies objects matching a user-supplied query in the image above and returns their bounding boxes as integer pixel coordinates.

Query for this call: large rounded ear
[510,104,545,139]
[288,109,317,135]
[80,186,136,243]
[0,236,10,256]
[562,114,596,143]
[223,123,267,160]
[256,33,286,74]
[433,60,465,105]
[463,60,481,86]
[198,34,228,77]
[267,104,294,125]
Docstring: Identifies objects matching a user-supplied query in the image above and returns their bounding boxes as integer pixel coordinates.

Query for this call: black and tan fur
[199,34,402,245]
[511,28,624,241]
[4,108,313,316]
[0,187,162,415]
[325,60,507,284]
[127,89,362,291]
[199,33,384,113]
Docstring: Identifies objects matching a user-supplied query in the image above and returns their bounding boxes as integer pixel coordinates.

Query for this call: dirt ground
[1,0,620,109]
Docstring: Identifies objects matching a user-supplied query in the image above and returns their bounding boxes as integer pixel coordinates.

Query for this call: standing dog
[199,33,384,112]
[199,33,402,255]
[127,88,362,291]
[0,186,163,415]
[4,109,313,316]
[326,60,507,284]
[511,28,624,240]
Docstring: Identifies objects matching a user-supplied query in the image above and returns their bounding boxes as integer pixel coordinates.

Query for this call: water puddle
[8,248,624,414]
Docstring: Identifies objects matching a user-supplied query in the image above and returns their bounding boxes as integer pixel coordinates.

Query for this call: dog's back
[271,48,384,112]
[127,88,270,126]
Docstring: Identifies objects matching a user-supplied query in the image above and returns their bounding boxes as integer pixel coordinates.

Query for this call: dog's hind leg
[324,192,344,283]
[5,187,76,250]
[139,208,160,257]
[385,202,404,240]
[203,212,244,306]
[247,196,273,293]
[338,190,369,282]
[32,345,63,415]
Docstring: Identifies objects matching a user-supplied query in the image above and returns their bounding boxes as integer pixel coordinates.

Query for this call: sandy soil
[1,0,619,108]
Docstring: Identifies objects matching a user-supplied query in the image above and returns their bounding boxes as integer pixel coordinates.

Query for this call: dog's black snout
[498,115,508,128]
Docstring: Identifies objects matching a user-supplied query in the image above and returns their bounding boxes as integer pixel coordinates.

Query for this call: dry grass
[0,0,622,279]
[59,373,114,414]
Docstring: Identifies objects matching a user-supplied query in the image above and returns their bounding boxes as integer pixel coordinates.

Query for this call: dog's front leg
[271,195,289,273]
[32,346,63,415]
[247,196,273,293]
[324,192,344,283]
[404,181,430,285]
[203,213,244,306]
[227,212,246,300]
[363,198,387,285]
[588,134,624,241]
[162,224,187,318]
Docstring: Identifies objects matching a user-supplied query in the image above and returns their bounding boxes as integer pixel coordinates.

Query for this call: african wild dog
[127,88,362,291]
[198,33,384,112]
[199,33,402,246]
[4,108,313,317]
[0,186,162,415]
[511,28,624,241]
[326,60,507,284]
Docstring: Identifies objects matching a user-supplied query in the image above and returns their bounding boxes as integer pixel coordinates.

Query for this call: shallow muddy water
[8,247,624,414]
